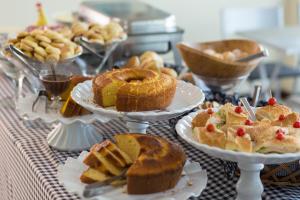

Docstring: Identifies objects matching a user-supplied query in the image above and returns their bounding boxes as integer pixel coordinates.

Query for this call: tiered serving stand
[71,80,205,133]
[17,95,110,151]
[176,111,300,200]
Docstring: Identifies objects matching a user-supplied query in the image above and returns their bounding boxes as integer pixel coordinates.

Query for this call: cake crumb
[187,180,193,186]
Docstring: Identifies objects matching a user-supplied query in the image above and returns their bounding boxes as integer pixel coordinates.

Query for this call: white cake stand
[17,95,111,151]
[176,111,300,200]
[71,80,205,133]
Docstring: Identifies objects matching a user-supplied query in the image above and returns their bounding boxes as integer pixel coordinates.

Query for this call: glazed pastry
[271,112,299,127]
[191,99,300,154]
[255,127,300,153]
[225,127,253,152]
[193,124,226,149]
[223,104,248,125]
[192,111,211,128]
[256,104,292,121]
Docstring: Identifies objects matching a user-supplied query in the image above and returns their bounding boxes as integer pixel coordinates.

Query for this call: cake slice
[114,134,186,194]
[80,168,111,184]
[83,141,125,176]
[60,75,93,117]
[81,134,186,195]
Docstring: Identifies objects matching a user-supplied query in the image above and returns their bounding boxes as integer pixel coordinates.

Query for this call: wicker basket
[223,160,300,186]
[177,39,264,79]
[261,161,300,186]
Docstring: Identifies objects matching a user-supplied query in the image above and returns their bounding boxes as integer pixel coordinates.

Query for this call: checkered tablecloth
[0,74,300,200]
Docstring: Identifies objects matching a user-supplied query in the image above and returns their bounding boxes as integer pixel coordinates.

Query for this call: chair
[220,6,284,38]
[220,5,292,99]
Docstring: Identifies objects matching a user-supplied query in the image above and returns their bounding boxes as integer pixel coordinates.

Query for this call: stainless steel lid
[79,0,177,34]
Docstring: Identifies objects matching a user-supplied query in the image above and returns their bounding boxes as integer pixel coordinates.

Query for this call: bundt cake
[93,68,177,112]
[81,134,186,194]
[60,75,92,117]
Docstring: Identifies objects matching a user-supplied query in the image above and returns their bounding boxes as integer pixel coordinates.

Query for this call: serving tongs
[236,49,268,63]
[75,36,123,74]
[239,85,262,121]
[74,37,104,60]
[7,45,49,112]
[6,44,40,77]
[83,168,128,198]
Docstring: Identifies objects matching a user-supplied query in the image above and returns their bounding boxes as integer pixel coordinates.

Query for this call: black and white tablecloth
[0,74,300,200]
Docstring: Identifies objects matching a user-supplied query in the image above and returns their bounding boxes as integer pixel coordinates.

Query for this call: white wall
[0,0,280,41]
[141,0,281,41]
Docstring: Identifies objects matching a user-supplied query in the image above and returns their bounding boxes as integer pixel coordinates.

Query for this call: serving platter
[71,80,205,133]
[17,94,110,151]
[176,111,300,200]
[57,151,208,200]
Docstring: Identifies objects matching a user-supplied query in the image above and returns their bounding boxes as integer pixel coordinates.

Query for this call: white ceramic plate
[176,111,300,164]
[71,80,205,121]
[57,151,207,200]
[17,94,111,125]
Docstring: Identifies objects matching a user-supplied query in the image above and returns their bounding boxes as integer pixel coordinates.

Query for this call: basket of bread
[71,21,126,45]
[177,39,266,91]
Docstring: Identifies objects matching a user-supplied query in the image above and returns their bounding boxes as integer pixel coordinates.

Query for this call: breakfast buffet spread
[3,4,300,200]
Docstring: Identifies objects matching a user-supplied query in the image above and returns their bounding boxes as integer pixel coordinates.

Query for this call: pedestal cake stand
[17,95,110,151]
[71,80,205,133]
[176,111,300,200]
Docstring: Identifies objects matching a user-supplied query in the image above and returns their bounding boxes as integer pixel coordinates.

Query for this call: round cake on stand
[71,80,205,133]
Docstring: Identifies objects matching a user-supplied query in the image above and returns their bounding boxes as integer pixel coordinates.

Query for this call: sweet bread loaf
[93,68,177,111]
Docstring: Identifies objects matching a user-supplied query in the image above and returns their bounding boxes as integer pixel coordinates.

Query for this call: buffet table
[0,74,300,200]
